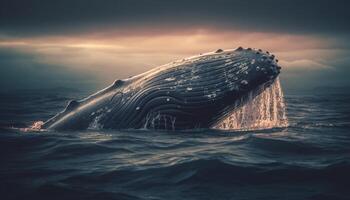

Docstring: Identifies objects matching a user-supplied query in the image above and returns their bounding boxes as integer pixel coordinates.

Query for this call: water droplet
[241,80,248,85]
[206,93,217,98]
[165,77,176,81]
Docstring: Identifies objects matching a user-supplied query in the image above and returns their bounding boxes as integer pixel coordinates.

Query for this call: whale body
[43,47,281,130]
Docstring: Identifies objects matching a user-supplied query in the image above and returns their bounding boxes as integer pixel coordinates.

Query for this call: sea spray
[143,112,177,130]
[215,78,288,130]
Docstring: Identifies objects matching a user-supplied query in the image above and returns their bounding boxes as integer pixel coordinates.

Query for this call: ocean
[0,87,349,200]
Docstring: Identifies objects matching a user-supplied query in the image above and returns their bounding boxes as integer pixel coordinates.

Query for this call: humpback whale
[42,47,281,130]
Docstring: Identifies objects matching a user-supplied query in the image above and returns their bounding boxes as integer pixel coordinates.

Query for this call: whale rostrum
[43,47,281,130]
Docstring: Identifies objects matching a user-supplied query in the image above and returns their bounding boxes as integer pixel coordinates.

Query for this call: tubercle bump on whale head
[229,47,281,90]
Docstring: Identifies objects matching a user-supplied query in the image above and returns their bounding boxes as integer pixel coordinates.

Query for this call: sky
[1,0,350,93]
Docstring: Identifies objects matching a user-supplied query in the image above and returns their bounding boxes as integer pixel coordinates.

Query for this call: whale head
[227,47,280,94]
[127,47,282,129]
[162,47,282,128]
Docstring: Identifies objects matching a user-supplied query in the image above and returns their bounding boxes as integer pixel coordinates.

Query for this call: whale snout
[252,48,280,75]
[233,47,281,90]
[259,52,281,77]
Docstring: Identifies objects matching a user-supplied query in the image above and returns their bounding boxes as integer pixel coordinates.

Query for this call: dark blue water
[0,89,350,200]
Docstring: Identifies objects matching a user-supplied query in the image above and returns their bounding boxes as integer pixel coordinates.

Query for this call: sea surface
[0,88,349,200]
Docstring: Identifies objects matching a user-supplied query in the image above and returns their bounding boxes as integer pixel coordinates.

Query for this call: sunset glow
[1,28,346,91]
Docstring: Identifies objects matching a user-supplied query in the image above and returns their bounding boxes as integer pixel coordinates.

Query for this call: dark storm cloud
[1,0,350,93]
[0,0,350,36]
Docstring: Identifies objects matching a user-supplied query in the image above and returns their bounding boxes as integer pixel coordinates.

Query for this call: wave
[3,159,348,200]
[1,91,350,199]
[1,128,350,200]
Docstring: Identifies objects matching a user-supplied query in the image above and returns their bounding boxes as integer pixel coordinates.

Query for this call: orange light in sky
[0,28,342,88]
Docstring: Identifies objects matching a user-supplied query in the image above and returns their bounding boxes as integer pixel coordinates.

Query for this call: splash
[88,114,104,130]
[20,121,45,132]
[214,78,289,131]
[143,112,177,130]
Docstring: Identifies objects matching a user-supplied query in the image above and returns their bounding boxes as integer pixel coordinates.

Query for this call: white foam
[88,114,104,130]
[214,78,289,131]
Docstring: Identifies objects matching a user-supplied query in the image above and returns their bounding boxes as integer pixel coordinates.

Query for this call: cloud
[0,0,350,94]
[278,52,350,92]
[0,0,350,37]
[0,30,335,88]
[280,59,333,71]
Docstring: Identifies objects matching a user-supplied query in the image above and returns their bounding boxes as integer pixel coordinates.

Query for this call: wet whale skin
[43,48,281,130]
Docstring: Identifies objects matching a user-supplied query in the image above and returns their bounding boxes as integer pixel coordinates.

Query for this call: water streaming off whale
[140,78,288,131]
[215,78,289,130]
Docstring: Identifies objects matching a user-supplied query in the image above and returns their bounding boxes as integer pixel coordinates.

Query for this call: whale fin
[65,100,79,112]
[42,100,79,128]
[112,79,124,88]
